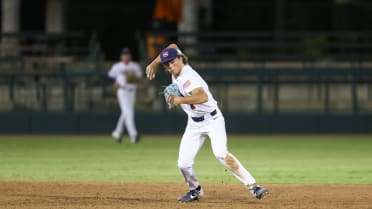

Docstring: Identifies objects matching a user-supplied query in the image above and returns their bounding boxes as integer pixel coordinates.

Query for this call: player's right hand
[146,65,157,80]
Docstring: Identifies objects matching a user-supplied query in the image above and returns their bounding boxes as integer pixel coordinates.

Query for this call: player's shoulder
[182,64,194,75]
[112,62,123,68]
[182,65,200,78]
[120,61,138,68]
[184,64,193,70]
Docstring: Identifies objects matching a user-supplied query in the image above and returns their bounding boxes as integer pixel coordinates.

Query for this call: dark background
[9,0,372,59]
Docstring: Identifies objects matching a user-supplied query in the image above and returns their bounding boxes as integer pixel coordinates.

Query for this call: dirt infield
[1,182,371,209]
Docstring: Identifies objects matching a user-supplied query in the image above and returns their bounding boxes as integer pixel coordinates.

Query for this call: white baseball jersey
[172,64,217,117]
[108,61,142,89]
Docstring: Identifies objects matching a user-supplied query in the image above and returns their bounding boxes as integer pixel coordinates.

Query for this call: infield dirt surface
[1,182,371,209]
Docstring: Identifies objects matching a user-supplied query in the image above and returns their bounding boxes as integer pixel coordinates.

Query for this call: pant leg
[178,121,206,190]
[123,90,138,141]
[113,89,127,136]
[207,113,256,186]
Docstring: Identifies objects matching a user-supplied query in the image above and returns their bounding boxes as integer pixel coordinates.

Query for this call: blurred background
[0,0,372,134]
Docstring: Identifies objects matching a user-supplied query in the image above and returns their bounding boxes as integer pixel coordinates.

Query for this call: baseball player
[146,44,268,202]
[108,48,142,144]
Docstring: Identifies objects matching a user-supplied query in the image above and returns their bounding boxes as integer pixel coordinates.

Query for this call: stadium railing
[141,31,372,62]
[0,32,104,71]
[137,31,372,114]
[0,32,107,112]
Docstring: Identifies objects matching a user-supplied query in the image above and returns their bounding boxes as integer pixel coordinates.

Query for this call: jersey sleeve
[182,75,202,94]
[108,64,118,79]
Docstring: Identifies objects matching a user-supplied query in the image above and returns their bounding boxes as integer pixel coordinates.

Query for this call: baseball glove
[126,71,139,83]
[163,83,181,109]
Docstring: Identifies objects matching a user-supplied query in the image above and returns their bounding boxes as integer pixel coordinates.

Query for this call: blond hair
[180,54,188,64]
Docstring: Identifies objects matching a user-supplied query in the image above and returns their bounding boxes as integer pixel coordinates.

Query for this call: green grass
[0,135,371,184]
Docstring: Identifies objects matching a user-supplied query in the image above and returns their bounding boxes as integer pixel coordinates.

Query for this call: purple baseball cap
[160,48,182,64]
[121,47,131,54]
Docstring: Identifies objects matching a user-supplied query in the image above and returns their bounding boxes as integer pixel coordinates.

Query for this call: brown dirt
[1,181,372,209]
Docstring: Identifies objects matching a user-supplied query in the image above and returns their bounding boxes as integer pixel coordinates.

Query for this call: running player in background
[145,44,268,202]
[108,48,142,144]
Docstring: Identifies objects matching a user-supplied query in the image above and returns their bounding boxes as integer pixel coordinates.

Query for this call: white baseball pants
[177,109,256,190]
[113,88,138,142]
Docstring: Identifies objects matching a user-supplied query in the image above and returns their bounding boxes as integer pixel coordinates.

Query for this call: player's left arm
[173,87,208,106]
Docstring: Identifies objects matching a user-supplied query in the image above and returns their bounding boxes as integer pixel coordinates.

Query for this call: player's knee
[213,150,228,161]
[177,160,192,170]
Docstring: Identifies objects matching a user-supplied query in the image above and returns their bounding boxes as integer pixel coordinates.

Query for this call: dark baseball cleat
[178,185,204,202]
[249,186,268,199]
[112,132,122,144]
[113,137,122,144]
[133,134,141,144]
